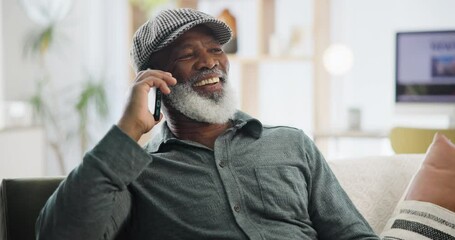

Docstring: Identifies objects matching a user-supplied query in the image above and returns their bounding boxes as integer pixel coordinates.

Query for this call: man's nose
[195,53,218,70]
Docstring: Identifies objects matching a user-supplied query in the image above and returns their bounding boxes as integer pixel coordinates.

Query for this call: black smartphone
[153,88,162,121]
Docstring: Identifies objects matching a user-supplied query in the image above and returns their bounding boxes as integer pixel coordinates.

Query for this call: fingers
[135,69,177,94]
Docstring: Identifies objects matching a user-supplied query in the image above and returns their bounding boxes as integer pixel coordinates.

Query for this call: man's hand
[117,69,177,142]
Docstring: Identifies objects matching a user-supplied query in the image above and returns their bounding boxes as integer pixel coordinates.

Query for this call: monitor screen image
[395,30,455,103]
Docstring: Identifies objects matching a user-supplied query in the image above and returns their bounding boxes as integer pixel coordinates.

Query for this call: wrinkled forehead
[147,25,219,67]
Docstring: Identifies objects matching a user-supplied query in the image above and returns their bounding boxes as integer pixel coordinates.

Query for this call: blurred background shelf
[4,0,452,173]
[173,0,321,131]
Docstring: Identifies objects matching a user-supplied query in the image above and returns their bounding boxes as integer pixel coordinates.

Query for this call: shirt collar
[231,111,263,138]
[144,110,263,153]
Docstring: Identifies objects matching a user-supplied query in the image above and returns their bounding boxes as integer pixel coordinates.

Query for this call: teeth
[193,77,220,87]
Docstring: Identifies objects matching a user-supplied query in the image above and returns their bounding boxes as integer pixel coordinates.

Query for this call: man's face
[164,26,230,98]
[150,26,237,123]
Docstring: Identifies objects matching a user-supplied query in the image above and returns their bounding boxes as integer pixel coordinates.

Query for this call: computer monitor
[395,30,455,127]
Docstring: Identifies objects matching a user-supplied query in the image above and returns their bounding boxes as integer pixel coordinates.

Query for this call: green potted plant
[21,0,109,174]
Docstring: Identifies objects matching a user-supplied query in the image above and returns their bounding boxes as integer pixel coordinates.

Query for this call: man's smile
[193,77,220,87]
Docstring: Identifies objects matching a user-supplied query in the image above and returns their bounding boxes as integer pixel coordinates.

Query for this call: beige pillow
[404,133,455,212]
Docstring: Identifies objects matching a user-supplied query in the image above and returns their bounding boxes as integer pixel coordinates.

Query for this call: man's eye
[211,48,223,54]
[177,54,193,60]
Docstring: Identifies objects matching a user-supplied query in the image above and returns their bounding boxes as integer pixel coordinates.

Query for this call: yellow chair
[389,127,455,154]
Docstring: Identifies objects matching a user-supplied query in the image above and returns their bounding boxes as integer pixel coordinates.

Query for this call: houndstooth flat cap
[131,8,233,72]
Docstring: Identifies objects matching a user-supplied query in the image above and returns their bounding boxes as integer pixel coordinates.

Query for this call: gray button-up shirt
[36,111,379,240]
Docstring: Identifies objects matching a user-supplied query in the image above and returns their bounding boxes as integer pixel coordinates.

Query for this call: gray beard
[164,80,237,124]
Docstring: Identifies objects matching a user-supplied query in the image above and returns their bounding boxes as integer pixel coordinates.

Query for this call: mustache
[187,69,228,85]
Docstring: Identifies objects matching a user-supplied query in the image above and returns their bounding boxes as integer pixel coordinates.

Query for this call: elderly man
[36,8,455,240]
[35,8,378,240]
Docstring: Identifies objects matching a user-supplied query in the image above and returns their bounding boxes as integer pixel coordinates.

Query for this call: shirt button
[233,203,241,212]
[218,160,227,168]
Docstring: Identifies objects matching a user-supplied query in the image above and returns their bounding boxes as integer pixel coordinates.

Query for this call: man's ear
[405,133,455,212]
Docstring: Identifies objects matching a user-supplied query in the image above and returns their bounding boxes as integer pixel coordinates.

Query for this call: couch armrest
[0,177,64,240]
[328,154,425,233]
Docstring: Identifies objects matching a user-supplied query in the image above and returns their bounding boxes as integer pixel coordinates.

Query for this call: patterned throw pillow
[405,133,455,212]
[380,133,455,239]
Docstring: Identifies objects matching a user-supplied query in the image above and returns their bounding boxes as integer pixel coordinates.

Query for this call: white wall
[330,0,455,130]
[0,127,45,178]
[1,0,130,175]
[0,0,4,128]
[327,0,455,158]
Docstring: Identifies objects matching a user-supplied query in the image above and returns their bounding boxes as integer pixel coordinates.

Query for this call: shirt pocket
[255,166,309,220]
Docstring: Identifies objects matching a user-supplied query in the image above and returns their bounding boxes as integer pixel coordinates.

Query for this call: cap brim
[153,18,233,55]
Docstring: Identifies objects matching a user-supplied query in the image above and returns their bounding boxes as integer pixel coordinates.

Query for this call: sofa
[328,154,424,234]
[3,151,455,239]
[333,133,455,239]
[1,154,426,240]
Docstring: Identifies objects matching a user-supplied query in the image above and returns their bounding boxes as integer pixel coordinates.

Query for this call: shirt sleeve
[36,125,153,240]
[299,132,380,240]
